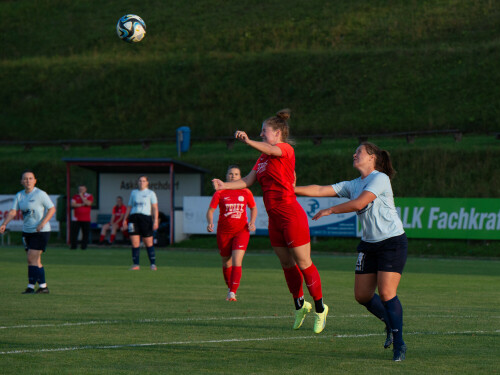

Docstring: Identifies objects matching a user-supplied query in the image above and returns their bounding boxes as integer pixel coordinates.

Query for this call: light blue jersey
[12,187,54,233]
[332,170,404,242]
[128,188,158,216]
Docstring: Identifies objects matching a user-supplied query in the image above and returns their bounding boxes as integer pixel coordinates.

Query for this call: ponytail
[361,142,396,179]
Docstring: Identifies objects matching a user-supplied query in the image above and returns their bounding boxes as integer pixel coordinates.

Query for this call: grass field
[1,246,498,374]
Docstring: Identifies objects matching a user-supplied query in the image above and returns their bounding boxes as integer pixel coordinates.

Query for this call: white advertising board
[183,196,359,237]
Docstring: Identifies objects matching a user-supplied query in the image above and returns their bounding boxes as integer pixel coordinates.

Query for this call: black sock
[132,247,140,265]
[28,265,37,286]
[314,298,325,313]
[294,296,304,310]
[146,246,156,265]
[361,293,391,331]
[383,296,405,348]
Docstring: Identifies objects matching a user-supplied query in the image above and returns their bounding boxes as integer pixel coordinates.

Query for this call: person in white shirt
[122,176,159,271]
[295,142,408,362]
[0,170,55,294]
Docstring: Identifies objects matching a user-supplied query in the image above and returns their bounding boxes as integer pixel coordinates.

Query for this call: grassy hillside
[1,0,499,140]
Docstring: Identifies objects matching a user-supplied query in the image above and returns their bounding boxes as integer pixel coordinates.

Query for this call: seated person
[99,196,129,245]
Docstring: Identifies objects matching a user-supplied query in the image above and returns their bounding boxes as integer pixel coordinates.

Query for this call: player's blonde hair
[263,108,294,144]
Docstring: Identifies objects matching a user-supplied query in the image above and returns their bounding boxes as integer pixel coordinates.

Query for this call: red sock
[283,265,304,299]
[230,266,242,293]
[223,266,232,288]
[99,235,105,242]
[301,263,323,301]
[110,234,116,243]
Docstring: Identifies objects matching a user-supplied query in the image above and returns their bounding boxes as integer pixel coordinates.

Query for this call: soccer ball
[116,14,146,43]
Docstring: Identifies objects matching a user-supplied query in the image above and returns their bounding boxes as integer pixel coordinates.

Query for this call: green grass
[172,235,500,259]
[1,247,499,374]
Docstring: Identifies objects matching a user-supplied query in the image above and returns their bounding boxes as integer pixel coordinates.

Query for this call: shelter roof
[62,158,210,174]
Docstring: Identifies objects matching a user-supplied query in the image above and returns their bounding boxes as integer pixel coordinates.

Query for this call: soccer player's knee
[354,291,371,305]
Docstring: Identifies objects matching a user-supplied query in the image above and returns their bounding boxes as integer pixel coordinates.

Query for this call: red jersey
[252,142,296,211]
[72,193,93,222]
[112,204,127,225]
[210,189,256,233]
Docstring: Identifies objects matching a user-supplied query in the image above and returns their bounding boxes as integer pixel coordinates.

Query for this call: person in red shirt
[212,109,329,334]
[99,196,129,245]
[70,185,93,250]
[207,165,257,302]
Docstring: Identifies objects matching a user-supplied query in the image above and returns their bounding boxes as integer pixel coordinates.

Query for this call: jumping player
[207,165,257,301]
[122,176,159,271]
[0,170,55,294]
[295,142,408,361]
[212,109,329,334]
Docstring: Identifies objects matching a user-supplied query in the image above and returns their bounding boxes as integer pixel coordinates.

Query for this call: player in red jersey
[70,185,93,250]
[99,196,129,245]
[212,109,329,333]
[207,165,257,302]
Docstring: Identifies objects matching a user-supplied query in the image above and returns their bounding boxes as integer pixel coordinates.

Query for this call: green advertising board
[395,198,500,240]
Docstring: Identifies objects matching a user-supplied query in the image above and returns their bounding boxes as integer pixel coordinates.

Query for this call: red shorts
[216,229,250,257]
[267,200,310,248]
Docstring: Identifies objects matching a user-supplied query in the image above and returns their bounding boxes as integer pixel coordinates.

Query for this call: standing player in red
[212,109,329,333]
[70,185,93,250]
[207,165,257,302]
[99,196,129,245]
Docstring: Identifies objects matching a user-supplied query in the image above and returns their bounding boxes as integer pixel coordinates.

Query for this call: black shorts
[355,233,408,274]
[22,232,50,252]
[128,214,153,238]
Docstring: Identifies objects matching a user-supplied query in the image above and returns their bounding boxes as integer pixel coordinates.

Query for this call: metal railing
[0,129,494,151]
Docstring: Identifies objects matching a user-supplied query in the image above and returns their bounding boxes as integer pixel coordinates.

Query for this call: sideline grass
[1,247,499,374]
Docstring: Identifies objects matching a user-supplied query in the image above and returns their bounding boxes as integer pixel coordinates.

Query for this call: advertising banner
[0,194,60,232]
[183,196,358,237]
[395,198,500,240]
[184,196,499,240]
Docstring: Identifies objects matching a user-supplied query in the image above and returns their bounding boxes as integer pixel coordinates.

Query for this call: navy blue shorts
[355,233,408,274]
[22,232,50,252]
[128,214,153,238]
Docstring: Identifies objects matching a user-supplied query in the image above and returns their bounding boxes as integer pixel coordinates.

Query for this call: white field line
[0,314,488,330]
[1,330,499,355]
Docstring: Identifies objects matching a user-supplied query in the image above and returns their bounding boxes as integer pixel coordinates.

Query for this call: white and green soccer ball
[116,14,146,43]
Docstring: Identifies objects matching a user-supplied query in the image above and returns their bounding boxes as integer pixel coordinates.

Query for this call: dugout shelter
[62,158,209,245]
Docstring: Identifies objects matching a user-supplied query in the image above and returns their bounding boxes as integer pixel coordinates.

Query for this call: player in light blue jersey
[0,170,56,294]
[295,142,408,362]
[122,176,159,270]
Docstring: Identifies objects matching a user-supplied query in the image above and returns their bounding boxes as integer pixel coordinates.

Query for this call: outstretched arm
[234,130,282,156]
[295,184,337,197]
[212,170,257,191]
[312,191,376,220]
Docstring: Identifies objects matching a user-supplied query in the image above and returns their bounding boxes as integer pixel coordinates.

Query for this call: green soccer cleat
[293,301,312,330]
[313,304,329,334]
